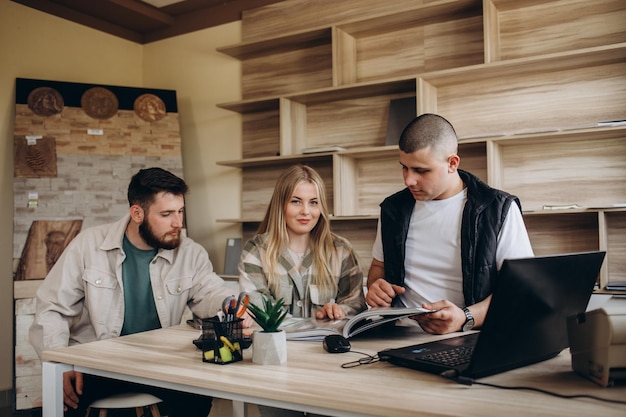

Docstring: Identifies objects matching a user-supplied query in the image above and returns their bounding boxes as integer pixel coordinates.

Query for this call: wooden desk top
[42,325,625,417]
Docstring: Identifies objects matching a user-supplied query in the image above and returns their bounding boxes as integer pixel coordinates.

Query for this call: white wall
[142,24,243,271]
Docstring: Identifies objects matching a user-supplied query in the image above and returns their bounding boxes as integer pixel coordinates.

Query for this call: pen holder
[200,316,247,364]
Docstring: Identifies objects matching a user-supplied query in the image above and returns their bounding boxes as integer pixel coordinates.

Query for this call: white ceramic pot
[252,330,287,365]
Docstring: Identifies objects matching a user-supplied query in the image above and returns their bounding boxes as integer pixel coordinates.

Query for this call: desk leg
[42,361,72,417]
[232,400,247,417]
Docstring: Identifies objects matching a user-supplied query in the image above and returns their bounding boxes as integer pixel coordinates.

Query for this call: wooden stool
[85,392,162,417]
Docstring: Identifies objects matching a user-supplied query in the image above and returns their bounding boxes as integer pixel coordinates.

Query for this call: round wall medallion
[81,87,119,119]
[134,93,167,122]
[27,87,64,117]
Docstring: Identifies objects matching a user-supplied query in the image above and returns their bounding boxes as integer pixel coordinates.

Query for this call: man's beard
[138,220,181,250]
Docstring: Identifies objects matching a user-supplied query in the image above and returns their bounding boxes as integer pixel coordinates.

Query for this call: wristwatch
[462,307,475,332]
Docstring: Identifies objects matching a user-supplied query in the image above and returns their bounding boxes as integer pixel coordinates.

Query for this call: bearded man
[30,167,236,417]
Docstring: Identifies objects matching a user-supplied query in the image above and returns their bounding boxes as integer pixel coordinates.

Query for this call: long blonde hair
[257,165,337,296]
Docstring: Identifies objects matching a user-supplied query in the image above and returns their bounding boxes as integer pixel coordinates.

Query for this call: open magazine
[280,306,433,341]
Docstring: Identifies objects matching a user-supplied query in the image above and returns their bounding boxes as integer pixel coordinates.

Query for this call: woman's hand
[316,303,346,320]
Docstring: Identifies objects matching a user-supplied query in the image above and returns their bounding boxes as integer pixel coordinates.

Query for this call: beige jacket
[30,214,232,358]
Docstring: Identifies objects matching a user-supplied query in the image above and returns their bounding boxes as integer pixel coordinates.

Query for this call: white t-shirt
[372,188,534,308]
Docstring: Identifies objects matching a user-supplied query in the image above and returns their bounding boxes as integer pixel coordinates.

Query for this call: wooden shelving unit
[216,0,626,289]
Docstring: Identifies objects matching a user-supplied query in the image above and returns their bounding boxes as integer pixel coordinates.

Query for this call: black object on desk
[194,316,251,364]
[379,251,606,379]
[323,334,351,353]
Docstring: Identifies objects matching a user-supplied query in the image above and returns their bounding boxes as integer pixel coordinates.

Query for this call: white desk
[41,325,625,417]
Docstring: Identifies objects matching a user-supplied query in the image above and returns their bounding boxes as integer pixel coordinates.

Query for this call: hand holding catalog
[281,306,434,341]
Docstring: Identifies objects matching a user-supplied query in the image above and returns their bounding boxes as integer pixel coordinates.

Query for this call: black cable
[340,357,626,405]
[440,370,626,405]
[340,352,380,368]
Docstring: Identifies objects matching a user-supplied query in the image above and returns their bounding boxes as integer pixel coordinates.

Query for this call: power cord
[440,370,626,405]
[340,351,380,368]
[340,353,626,405]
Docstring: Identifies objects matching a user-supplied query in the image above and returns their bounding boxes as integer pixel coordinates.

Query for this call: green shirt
[121,234,161,335]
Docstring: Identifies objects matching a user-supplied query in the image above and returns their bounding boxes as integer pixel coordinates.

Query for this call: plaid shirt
[239,233,367,318]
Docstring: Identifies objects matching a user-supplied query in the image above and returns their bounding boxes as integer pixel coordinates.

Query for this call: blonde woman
[239,164,367,322]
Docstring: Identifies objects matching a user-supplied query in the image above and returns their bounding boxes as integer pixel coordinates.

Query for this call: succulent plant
[246,296,288,332]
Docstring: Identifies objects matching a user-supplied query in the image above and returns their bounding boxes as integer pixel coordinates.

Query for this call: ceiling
[12,0,285,44]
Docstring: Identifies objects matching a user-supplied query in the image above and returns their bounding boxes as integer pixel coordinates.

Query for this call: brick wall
[12,78,183,410]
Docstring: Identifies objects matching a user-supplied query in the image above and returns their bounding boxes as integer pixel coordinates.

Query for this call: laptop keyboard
[420,346,475,367]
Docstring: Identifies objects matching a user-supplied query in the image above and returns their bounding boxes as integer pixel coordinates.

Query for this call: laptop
[378,251,606,379]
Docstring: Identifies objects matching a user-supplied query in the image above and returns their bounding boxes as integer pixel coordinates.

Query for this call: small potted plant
[246,296,289,365]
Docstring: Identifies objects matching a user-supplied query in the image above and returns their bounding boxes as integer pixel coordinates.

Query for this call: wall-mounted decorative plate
[134,93,166,122]
[81,87,119,119]
[27,87,64,117]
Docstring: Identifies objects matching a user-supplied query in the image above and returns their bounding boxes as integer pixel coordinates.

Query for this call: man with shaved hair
[366,114,534,334]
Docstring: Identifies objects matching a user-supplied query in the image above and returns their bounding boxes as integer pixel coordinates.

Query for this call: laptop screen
[466,251,605,378]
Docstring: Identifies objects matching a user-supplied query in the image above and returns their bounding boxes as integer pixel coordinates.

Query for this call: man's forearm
[469,294,492,328]
[366,259,385,288]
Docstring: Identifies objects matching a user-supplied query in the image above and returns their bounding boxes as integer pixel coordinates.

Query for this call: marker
[220,336,236,352]
[220,336,242,361]
[219,345,233,363]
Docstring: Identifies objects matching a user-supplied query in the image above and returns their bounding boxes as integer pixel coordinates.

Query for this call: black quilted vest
[380,169,520,306]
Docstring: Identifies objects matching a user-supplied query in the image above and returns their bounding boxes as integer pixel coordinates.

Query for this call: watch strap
[462,307,475,331]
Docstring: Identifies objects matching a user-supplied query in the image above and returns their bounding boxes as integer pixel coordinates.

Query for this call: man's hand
[62,370,83,411]
[365,278,405,307]
[316,303,346,320]
[414,300,466,335]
